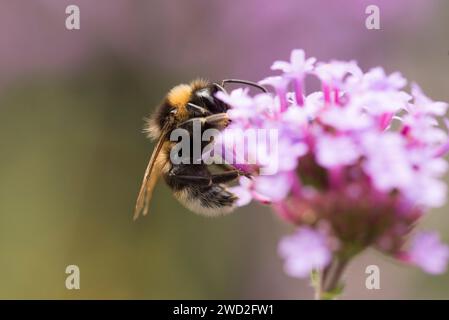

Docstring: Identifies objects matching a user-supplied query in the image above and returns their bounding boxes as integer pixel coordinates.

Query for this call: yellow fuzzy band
[167,84,192,108]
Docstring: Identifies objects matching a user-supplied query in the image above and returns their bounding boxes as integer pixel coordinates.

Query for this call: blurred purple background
[0,0,448,299]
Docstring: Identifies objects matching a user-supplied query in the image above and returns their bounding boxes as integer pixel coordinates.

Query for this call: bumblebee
[134,79,266,219]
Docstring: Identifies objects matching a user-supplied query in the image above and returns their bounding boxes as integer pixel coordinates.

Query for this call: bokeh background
[0,0,448,299]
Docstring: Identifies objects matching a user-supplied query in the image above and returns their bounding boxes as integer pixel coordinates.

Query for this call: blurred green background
[0,0,448,299]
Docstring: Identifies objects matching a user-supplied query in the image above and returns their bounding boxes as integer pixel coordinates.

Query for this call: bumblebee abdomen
[173,184,237,216]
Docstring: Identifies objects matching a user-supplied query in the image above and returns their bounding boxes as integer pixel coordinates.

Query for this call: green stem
[323,258,348,294]
[310,269,321,300]
[313,258,349,300]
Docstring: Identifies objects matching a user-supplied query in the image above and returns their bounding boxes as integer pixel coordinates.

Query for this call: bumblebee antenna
[213,82,227,94]
[221,79,267,93]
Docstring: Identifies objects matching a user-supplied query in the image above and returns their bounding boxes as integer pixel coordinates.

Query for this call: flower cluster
[216,49,449,291]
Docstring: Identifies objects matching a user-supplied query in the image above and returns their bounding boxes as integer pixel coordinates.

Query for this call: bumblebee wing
[134,127,169,220]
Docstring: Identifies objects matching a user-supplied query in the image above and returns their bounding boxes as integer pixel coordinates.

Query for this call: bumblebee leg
[215,163,235,171]
[210,171,241,184]
[178,113,229,129]
[204,113,229,126]
[186,103,211,115]
[168,173,212,186]
[168,170,242,186]
[215,163,252,179]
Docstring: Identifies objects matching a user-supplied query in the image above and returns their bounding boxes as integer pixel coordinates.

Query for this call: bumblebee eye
[170,109,177,115]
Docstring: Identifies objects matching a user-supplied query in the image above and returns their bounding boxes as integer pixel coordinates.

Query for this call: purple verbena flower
[216,49,449,288]
[402,232,449,274]
[271,49,316,106]
[271,49,316,78]
[278,226,332,278]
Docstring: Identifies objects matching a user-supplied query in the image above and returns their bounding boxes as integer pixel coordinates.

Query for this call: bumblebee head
[146,79,228,139]
[145,79,266,140]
